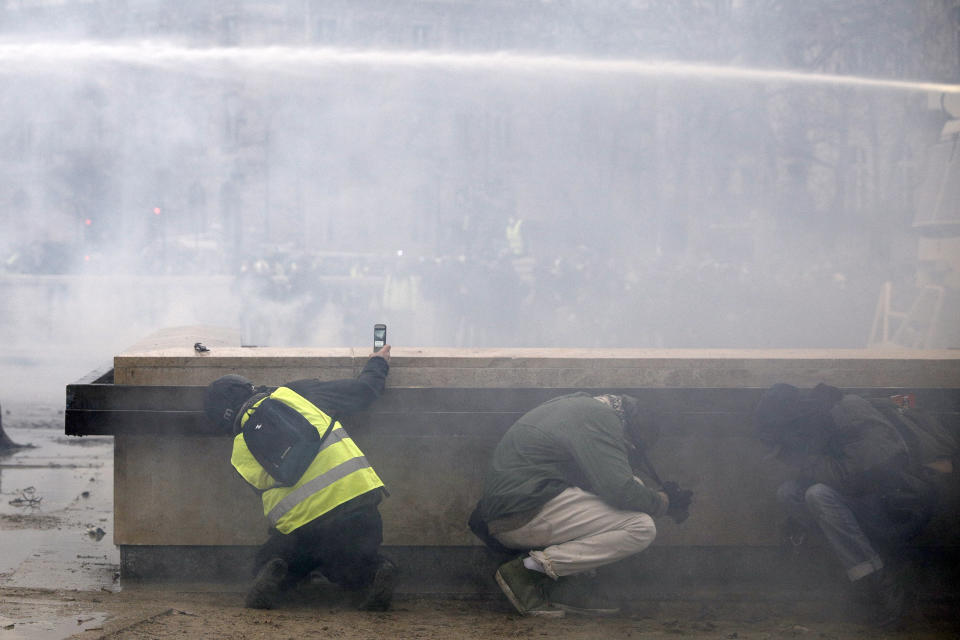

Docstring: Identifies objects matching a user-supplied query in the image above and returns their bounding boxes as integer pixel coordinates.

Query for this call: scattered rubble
[86,526,107,541]
[8,486,42,507]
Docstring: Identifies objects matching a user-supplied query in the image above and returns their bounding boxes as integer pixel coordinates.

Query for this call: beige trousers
[493,485,657,579]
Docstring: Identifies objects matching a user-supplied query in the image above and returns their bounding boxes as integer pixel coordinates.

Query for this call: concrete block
[90,328,960,582]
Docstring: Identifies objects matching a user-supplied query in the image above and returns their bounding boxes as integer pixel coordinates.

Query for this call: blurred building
[0,0,958,279]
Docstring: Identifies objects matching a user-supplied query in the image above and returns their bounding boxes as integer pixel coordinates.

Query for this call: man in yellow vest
[203,345,395,610]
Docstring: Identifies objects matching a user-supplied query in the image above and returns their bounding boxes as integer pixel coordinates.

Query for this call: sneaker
[779,516,810,557]
[358,556,398,611]
[495,557,564,618]
[867,569,905,629]
[245,558,288,609]
[547,577,621,617]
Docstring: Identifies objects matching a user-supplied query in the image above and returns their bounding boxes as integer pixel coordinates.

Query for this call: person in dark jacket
[477,393,692,617]
[204,345,395,611]
[755,382,935,628]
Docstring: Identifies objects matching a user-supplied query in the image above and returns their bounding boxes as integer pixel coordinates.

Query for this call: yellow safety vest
[506,218,524,255]
[230,386,384,534]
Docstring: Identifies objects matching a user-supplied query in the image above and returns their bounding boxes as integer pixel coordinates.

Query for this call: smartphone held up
[373,324,387,351]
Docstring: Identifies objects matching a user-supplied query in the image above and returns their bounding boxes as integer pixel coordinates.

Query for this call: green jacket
[479,393,663,525]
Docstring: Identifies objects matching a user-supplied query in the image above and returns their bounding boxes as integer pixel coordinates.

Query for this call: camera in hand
[373,324,387,350]
[661,480,693,524]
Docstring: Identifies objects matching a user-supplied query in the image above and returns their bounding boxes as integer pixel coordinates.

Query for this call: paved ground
[0,420,118,592]
[3,583,960,640]
[1,404,959,639]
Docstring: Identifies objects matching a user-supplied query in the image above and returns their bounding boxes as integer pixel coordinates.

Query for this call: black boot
[358,556,398,611]
[866,569,905,629]
[245,558,288,609]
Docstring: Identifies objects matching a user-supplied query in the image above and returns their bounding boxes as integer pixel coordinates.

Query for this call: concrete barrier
[65,327,960,601]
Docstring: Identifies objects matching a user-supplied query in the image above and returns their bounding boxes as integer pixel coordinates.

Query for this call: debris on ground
[8,486,42,507]
[86,526,107,541]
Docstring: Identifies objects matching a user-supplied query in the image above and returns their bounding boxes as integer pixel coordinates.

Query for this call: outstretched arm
[285,345,391,415]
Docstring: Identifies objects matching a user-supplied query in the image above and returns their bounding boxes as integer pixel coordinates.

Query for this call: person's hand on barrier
[370,344,391,363]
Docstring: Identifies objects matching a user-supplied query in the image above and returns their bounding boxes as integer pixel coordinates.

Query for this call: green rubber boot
[494,556,564,617]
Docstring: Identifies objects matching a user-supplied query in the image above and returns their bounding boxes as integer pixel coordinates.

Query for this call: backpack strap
[317,411,338,447]
[232,392,269,434]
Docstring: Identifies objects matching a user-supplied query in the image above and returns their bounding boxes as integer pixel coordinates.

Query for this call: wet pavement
[0,404,958,639]
[0,404,117,638]
[0,599,108,640]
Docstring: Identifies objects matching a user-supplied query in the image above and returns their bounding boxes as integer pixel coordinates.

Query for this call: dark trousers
[778,480,930,581]
[254,502,384,591]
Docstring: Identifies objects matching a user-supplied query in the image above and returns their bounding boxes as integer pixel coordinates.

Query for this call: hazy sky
[1,1,958,402]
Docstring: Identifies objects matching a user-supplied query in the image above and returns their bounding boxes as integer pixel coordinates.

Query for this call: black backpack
[241,395,334,486]
[467,502,517,556]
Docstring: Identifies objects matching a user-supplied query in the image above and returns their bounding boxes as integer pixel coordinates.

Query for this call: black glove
[661,481,693,524]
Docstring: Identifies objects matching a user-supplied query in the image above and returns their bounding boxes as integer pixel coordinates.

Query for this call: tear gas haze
[1,1,959,403]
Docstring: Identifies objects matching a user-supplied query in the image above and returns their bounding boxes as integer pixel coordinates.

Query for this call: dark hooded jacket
[478,393,664,529]
[756,383,910,496]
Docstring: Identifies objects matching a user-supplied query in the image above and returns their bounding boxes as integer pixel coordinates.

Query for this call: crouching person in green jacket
[203,345,396,611]
[473,393,692,617]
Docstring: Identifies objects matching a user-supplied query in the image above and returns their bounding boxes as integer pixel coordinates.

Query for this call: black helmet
[754,382,841,451]
[204,374,255,433]
[754,383,804,447]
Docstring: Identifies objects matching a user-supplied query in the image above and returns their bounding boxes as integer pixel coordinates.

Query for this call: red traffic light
[153,207,162,215]
[84,218,93,226]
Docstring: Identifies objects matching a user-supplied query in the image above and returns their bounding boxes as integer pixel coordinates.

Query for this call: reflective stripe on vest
[230,386,384,534]
[266,456,371,525]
